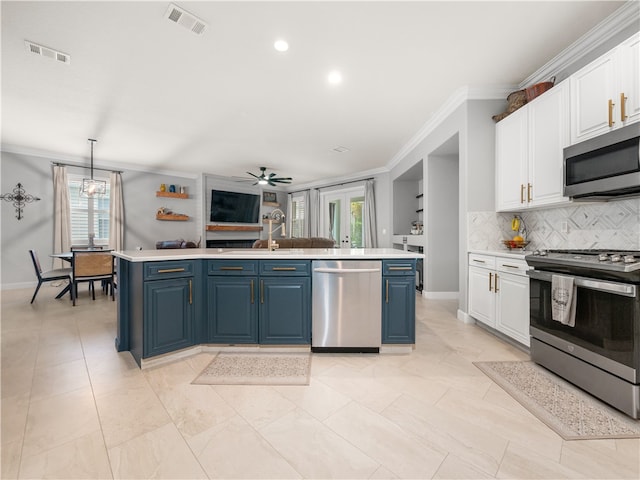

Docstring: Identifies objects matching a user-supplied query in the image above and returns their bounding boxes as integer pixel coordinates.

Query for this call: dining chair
[29,249,72,304]
[71,251,115,306]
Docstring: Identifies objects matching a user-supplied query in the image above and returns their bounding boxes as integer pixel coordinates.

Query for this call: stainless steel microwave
[564,122,640,200]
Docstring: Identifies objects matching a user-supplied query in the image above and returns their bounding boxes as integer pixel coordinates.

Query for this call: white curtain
[52,165,71,269]
[309,188,320,237]
[364,179,378,248]
[109,172,124,250]
[286,193,293,238]
[302,189,311,237]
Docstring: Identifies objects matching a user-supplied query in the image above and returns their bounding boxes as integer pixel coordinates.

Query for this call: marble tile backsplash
[468,198,640,252]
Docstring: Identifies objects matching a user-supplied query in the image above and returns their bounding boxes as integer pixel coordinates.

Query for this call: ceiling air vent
[24,41,70,65]
[164,3,207,36]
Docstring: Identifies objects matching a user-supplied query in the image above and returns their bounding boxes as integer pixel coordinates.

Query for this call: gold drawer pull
[157,268,185,273]
[389,266,412,271]
[520,184,525,204]
[489,272,493,292]
[527,183,532,203]
[260,280,264,304]
[220,266,243,271]
[250,280,254,304]
[272,267,297,271]
[501,264,519,269]
[472,259,485,264]
[495,273,500,292]
[189,279,192,305]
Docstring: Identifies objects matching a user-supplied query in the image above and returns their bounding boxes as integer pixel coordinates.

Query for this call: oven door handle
[527,270,637,297]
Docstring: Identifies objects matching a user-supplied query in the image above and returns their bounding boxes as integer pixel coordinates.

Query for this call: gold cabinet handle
[608,99,615,127]
[158,268,185,273]
[621,92,627,121]
[520,184,525,204]
[189,279,192,305]
[495,273,500,293]
[527,183,532,203]
[260,279,264,304]
[472,259,485,264]
[272,267,296,271]
[389,266,412,271]
[386,279,389,303]
[501,264,519,269]
[250,280,254,304]
[221,266,243,271]
[489,272,493,292]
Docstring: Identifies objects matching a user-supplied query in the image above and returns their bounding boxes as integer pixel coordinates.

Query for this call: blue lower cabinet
[207,276,258,343]
[143,277,195,357]
[382,275,416,344]
[259,277,310,344]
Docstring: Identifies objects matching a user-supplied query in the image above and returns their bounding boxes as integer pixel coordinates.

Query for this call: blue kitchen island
[113,248,422,367]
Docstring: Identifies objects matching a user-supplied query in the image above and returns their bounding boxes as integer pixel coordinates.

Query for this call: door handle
[260,279,264,304]
[386,279,389,304]
[250,280,254,304]
[608,99,615,127]
[189,279,192,305]
[495,273,499,293]
[489,272,493,292]
[621,92,627,121]
[527,183,532,203]
[520,184,525,204]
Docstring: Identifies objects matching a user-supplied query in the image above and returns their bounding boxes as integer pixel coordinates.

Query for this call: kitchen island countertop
[113,247,423,262]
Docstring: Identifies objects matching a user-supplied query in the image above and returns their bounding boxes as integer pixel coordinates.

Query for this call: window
[291,193,306,238]
[68,174,110,246]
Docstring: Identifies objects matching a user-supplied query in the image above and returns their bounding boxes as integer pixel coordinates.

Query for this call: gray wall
[427,154,458,293]
[1,151,197,287]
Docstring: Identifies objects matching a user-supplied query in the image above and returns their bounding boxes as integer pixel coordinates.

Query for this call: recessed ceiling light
[327,70,342,85]
[274,39,289,52]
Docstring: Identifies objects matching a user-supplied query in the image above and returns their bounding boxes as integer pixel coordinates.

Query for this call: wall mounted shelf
[156,191,188,199]
[157,213,189,221]
[206,225,263,232]
[262,201,280,207]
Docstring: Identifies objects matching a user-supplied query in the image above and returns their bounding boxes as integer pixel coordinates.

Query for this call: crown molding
[1,143,200,179]
[519,1,640,88]
[386,85,514,171]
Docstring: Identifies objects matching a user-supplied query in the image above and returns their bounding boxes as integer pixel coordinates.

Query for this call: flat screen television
[210,189,260,223]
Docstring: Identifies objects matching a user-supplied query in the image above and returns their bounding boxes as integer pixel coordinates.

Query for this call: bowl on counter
[502,239,530,250]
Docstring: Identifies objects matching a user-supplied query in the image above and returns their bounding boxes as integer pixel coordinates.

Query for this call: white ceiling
[1,1,626,185]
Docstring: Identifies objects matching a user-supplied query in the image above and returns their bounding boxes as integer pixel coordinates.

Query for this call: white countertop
[468,249,529,260]
[113,248,424,262]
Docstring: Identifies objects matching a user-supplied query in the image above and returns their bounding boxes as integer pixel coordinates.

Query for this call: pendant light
[81,138,106,197]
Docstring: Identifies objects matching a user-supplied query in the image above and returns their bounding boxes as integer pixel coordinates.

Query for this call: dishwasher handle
[314,267,381,274]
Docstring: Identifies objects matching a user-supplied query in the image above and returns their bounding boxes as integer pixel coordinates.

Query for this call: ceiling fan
[247,167,292,186]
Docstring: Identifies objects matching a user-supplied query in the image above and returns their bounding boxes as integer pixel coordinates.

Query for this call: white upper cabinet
[496,80,570,212]
[571,32,640,144]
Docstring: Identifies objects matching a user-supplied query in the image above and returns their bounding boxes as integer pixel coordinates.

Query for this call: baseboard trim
[422,291,458,300]
[457,309,476,324]
[2,281,37,290]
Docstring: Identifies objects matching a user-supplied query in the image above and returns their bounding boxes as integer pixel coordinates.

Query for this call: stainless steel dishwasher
[312,260,382,352]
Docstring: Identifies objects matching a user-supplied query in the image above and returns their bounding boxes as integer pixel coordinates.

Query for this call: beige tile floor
[2,285,639,479]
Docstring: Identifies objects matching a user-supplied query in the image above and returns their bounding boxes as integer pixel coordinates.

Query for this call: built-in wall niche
[392,159,423,235]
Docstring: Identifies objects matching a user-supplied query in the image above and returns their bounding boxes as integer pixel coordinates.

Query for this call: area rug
[192,352,311,386]
[474,361,640,440]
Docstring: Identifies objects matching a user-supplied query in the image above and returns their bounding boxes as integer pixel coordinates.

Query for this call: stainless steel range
[525,249,640,418]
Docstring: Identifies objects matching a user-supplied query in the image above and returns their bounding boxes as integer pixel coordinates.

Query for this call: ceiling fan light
[258,178,268,185]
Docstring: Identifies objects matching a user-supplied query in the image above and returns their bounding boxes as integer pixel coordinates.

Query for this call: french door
[320,187,365,248]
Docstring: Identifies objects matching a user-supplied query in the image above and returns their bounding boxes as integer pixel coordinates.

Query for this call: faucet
[267,209,286,252]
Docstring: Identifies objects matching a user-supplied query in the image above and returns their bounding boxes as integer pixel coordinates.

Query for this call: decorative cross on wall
[0,183,41,220]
